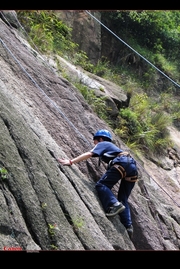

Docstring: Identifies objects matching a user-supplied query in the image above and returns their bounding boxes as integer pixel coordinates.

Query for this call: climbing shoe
[106,203,125,217]
[126,225,133,240]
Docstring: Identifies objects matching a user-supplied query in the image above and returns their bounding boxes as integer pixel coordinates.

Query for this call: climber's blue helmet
[93,129,112,142]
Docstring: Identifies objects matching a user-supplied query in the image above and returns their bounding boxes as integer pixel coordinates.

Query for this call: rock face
[0,12,180,251]
[55,10,101,65]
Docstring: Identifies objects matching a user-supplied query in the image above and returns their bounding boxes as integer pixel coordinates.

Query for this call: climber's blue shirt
[91,141,137,176]
[91,141,123,163]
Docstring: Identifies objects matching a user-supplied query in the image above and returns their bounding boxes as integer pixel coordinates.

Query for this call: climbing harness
[112,164,138,182]
[112,151,138,182]
[103,151,138,182]
[112,164,126,178]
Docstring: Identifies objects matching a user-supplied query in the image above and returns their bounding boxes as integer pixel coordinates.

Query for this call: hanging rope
[85,10,180,89]
[0,37,91,148]
[137,161,180,208]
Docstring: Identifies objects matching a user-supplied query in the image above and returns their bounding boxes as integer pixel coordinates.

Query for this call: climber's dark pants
[95,166,135,228]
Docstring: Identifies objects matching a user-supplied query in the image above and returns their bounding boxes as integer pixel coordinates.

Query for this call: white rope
[85,10,180,89]
[0,37,91,147]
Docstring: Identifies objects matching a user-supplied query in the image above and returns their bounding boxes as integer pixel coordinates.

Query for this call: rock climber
[57,129,138,239]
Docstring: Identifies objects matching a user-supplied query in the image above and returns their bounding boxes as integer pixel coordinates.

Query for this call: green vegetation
[16,10,180,156]
[41,202,47,210]
[115,93,173,154]
[104,10,180,63]
[17,10,77,57]
[48,223,56,237]
[74,83,112,126]
[50,244,58,250]
[0,167,8,180]
[72,217,84,231]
